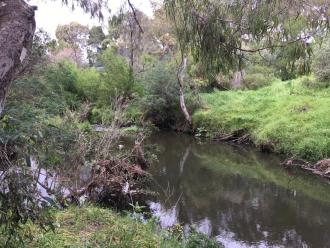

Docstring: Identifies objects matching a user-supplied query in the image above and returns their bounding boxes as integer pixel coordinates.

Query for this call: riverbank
[10,206,221,248]
[193,77,330,163]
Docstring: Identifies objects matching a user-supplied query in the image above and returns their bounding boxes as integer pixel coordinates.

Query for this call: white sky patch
[28,0,154,37]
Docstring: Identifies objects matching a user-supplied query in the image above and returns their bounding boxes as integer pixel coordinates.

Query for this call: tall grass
[193,77,330,161]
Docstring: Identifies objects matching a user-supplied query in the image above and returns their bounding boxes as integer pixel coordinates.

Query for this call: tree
[164,0,330,124]
[313,36,330,81]
[55,22,89,65]
[88,26,106,47]
[0,0,108,116]
[108,6,146,73]
[0,0,37,115]
[87,26,106,66]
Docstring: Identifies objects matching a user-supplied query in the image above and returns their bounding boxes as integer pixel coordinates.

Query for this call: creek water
[146,132,330,248]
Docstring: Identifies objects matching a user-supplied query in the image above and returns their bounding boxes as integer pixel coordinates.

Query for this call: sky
[29,0,154,37]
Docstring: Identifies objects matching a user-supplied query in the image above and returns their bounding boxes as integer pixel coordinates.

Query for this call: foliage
[60,0,108,19]
[243,64,276,90]
[43,61,80,99]
[313,37,330,82]
[165,0,329,78]
[55,22,89,47]
[300,75,330,89]
[273,42,313,80]
[193,78,330,161]
[87,26,106,66]
[55,22,89,65]
[100,48,141,100]
[0,56,150,245]
[140,59,199,128]
[18,206,222,248]
[88,26,106,47]
[186,230,222,248]
[0,168,55,248]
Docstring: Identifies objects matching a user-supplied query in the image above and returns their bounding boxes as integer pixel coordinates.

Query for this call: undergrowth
[20,206,221,248]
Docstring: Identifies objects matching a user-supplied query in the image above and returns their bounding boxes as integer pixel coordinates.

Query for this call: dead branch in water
[282,157,330,181]
[215,130,251,144]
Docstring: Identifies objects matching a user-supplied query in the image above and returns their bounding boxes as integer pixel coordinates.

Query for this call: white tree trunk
[177,56,192,126]
[231,70,245,89]
[0,0,36,115]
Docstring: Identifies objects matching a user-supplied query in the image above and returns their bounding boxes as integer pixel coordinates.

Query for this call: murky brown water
[147,132,330,248]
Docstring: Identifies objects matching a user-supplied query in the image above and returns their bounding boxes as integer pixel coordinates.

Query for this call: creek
[146,131,330,248]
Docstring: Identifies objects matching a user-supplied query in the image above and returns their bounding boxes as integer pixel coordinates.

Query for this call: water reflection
[147,132,330,248]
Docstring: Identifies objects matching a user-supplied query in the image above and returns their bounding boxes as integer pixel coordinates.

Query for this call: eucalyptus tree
[164,0,330,125]
[87,26,106,66]
[55,22,90,65]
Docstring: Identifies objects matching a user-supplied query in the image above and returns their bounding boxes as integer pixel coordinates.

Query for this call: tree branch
[127,0,144,34]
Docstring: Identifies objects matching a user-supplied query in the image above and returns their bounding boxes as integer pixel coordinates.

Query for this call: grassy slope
[23,206,222,248]
[27,206,182,248]
[193,77,330,161]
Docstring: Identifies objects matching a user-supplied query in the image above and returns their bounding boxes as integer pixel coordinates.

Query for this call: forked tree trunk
[177,55,192,126]
[0,0,36,115]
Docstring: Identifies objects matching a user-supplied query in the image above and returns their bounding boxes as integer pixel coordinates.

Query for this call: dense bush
[140,60,199,128]
[243,61,276,90]
[244,73,273,90]
[76,67,104,102]
[313,37,330,82]
[100,48,143,100]
[300,76,330,89]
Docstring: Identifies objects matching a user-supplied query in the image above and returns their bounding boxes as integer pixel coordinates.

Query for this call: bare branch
[127,0,144,34]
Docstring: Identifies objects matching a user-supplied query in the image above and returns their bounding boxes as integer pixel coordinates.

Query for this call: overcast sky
[29,0,154,37]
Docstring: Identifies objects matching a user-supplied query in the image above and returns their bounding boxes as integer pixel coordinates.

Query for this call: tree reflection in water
[147,132,330,248]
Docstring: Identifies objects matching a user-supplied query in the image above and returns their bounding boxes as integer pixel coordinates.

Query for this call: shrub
[76,67,104,102]
[300,76,330,89]
[44,61,79,94]
[90,107,115,124]
[140,60,199,128]
[313,37,330,82]
[244,73,272,90]
[100,48,135,99]
[243,65,276,90]
[186,231,223,248]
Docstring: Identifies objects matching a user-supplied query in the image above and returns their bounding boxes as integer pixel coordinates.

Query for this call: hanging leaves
[164,0,329,75]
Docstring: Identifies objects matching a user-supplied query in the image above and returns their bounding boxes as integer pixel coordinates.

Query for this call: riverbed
[147,132,330,248]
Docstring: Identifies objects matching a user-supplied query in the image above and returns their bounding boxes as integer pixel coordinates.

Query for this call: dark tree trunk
[0,0,36,115]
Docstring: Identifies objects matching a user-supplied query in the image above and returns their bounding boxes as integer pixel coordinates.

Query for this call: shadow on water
[147,131,330,248]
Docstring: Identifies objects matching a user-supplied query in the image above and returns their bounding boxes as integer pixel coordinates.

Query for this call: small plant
[195,127,209,137]
[167,224,184,240]
[186,230,223,248]
[129,201,146,215]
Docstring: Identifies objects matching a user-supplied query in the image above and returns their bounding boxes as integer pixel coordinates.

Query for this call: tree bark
[177,55,192,126]
[0,0,36,115]
[231,70,245,89]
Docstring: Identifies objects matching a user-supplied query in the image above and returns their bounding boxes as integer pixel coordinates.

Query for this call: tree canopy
[165,0,330,76]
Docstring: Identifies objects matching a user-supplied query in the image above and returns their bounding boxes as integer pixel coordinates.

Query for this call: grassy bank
[193,77,330,162]
[12,206,221,248]
[26,206,178,247]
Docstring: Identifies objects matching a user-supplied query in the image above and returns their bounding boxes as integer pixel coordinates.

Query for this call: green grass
[24,206,181,248]
[15,206,222,248]
[193,77,330,161]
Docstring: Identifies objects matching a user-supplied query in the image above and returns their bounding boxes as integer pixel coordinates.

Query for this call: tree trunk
[231,70,245,89]
[0,0,36,115]
[177,55,192,126]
